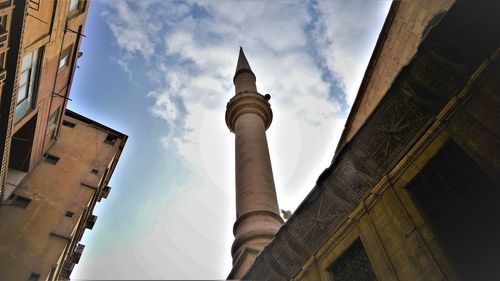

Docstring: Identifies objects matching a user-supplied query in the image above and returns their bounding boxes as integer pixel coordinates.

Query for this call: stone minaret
[225,48,283,279]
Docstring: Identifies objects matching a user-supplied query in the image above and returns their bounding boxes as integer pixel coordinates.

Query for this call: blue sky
[69,0,391,279]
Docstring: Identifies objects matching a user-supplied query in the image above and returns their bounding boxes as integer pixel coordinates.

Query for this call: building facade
[241,0,500,280]
[0,1,128,280]
[0,0,89,200]
[0,110,127,280]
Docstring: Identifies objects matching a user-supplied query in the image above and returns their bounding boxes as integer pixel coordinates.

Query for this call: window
[62,120,76,128]
[69,0,79,12]
[47,107,60,132]
[0,52,6,81]
[65,211,74,217]
[9,194,31,209]
[59,45,73,69]
[328,239,378,281]
[104,134,117,145]
[16,48,42,121]
[91,169,98,175]
[28,272,40,281]
[0,14,8,29]
[0,15,8,48]
[58,55,67,69]
[44,153,60,165]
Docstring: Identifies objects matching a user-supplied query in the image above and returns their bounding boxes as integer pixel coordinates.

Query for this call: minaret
[225,48,283,279]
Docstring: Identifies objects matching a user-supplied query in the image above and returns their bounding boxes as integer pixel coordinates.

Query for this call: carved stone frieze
[268,228,308,278]
[328,151,381,202]
[400,50,466,112]
[290,188,350,253]
[353,94,429,172]
[244,253,286,281]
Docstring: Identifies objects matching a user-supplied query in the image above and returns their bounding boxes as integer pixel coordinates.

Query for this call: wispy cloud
[103,0,347,131]
[94,0,391,279]
[311,0,391,104]
[104,1,156,59]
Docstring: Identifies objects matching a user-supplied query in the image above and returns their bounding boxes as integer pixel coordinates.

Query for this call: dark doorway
[407,140,500,281]
[9,115,36,172]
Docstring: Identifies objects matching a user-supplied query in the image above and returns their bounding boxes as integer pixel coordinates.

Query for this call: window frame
[68,0,85,17]
[58,45,73,70]
[47,107,61,137]
[68,0,79,12]
[15,48,43,122]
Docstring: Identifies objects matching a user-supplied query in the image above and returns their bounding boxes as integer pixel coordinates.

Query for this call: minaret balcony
[225,92,273,132]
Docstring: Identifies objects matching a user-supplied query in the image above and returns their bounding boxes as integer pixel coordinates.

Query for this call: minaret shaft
[234,72,257,93]
[226,49,283,279]
[235,113,279,215]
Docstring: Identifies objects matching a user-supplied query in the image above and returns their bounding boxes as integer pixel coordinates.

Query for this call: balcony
[60,260,74,279]
[100,185,111,199]
[85,215,97,230]
[71,243,85,264]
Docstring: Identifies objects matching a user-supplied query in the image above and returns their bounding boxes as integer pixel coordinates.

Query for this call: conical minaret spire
[234,47,254,79]
[225,48,283,279]
[232,47,257,95]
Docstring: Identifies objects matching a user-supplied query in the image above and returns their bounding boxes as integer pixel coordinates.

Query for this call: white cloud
[148,90,180,125]
[147,71,184,126]
[78,0,391,279]
[104,1,157,59]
